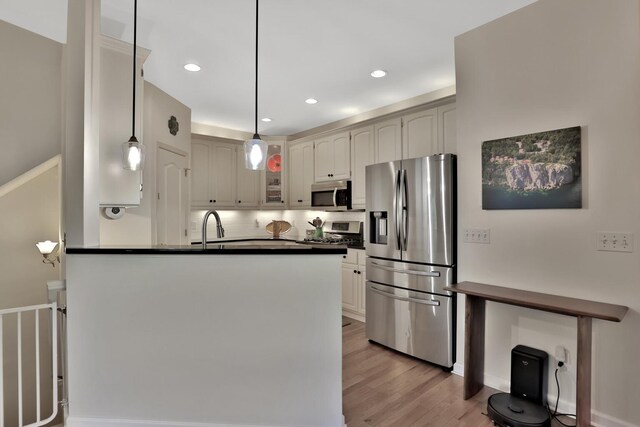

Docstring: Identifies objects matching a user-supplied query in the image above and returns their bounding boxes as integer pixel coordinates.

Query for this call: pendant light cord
[131,0,138,138]
[254,0,259,137]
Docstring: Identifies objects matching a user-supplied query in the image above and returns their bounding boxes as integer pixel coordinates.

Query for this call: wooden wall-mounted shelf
[445,281,628,427]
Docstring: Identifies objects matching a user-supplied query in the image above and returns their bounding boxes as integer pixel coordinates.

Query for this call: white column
[62,0,101,247]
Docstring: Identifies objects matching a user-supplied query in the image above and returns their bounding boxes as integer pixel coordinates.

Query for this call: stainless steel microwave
[311,180,352,210]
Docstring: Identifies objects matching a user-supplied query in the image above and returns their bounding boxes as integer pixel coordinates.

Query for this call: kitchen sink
[207,238,301,247]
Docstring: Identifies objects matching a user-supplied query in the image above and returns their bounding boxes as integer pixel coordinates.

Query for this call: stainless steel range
[303,221,364,248]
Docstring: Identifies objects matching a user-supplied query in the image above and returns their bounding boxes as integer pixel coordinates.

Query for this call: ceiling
[1,0,536,136]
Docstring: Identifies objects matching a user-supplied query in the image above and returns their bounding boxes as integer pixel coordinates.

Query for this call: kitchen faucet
[202,210,225,247]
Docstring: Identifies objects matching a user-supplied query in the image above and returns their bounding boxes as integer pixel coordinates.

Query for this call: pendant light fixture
[122,0,145,171]
[244,0,268,170]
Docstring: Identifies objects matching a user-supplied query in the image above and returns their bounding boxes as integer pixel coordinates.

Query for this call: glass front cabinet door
[262,139,287,208]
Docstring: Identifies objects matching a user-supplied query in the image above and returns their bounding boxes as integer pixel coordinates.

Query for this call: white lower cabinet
[342,249,366,321]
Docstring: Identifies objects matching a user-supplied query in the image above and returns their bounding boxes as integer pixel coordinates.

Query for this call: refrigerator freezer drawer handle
[370,286,441,306]
[370,262,441,277]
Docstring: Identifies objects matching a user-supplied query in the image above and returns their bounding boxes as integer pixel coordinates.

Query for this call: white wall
[455,0,640,425]
[0,20,62,187]
[100,81,191,245]
[0,165,62,426]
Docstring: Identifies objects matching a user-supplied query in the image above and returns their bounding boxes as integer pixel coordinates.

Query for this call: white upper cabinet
[314,131,350,182]
[374,118,402,163]
[289,140,314,207]
[209,141,237,207]
[191,139,236,208]
[438,103,457,154]
[236,148,260,208]
[350,125,374,209]
[402,107,438,159]
[191,140,212,207]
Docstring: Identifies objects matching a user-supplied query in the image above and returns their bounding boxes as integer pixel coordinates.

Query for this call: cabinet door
[314,137,333,182]
[341,265,358,312]
[357,252,367,315]
[288,144,304,206]
[402,108,438,159]
[210,142,236,207]
[332,132,351,180]
[262,140,287,207]
[289,140,314,207]
[374,117,402,163]
[350,126,374,208]
[191,141,212,207]
[437,103,457,154]
[236,147,260,207]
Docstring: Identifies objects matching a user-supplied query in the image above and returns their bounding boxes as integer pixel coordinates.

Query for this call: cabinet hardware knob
[209,200,213,203]
[238,200,242,203]
[357,271,361,275]
[343,255,346,259]
[353,270,357,274]
[281,200,285,203]
[213,200,216,203]
[298,199,303,203]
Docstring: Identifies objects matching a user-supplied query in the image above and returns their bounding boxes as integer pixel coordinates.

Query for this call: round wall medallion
[168,115,179,135]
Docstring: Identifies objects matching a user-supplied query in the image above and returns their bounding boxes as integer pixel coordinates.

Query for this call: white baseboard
[66,418,291,427]
[450,364,638,427]
[341,310,365,323]
[592,411,639,427]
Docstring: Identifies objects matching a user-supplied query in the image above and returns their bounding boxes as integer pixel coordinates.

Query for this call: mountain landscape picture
[482,126,582,209]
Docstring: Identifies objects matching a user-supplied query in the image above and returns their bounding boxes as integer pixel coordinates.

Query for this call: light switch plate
[596,232,633,252]
[464,228,490,244]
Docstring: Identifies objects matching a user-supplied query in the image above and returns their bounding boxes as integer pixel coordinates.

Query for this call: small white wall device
[104,206,125,220]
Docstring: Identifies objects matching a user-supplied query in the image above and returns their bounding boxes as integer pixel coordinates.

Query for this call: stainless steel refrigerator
[365,154,456,369]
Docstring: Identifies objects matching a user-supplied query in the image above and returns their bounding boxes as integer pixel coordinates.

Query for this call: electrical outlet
[554,345,567,365]
[596,232,633,252]
[190,221,197,232]
[464,228,490,244]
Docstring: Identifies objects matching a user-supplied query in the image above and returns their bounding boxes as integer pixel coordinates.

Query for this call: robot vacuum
[487,393,551,427]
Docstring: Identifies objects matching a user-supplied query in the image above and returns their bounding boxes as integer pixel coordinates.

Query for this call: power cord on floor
[548,362,577,427]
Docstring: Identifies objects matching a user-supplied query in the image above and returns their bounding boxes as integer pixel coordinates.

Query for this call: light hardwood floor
[342,318,570,427]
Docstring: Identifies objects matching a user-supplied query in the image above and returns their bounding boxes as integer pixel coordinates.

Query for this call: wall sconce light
[36,240,60,267]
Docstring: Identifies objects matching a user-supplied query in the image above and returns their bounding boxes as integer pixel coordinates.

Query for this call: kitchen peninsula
[65,242,345,427]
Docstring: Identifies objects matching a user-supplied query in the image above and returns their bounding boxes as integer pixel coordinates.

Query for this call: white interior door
[157,147,189,245]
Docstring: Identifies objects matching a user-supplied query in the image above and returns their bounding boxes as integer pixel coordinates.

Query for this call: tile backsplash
[191,209,365,242]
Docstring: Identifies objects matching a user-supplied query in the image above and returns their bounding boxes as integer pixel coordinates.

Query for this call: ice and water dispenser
[369,211,388,245]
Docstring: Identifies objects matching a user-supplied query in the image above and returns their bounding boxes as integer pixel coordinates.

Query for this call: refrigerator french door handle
[369,286,441,306]
[394,169,402,250]
[332,188,338,207]
[369,261,441,277]
[401,169,408,251]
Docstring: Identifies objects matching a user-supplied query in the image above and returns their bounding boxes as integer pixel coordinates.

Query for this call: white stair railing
[0,303,58,427]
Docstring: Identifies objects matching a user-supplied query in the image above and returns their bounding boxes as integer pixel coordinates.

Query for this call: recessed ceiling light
[370,69,387,78]
[305,98,318,105]
[184,63,201,72]
[261,117,272,122]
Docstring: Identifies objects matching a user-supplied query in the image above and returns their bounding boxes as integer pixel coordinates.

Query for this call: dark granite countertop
[66,238,347,255]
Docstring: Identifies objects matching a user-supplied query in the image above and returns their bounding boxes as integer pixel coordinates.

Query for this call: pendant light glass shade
[122,136,145,171]
[244,134,268,170]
